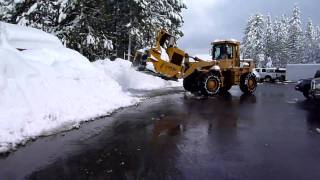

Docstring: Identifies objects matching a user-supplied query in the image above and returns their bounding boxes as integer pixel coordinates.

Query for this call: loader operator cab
[211,41,241,68]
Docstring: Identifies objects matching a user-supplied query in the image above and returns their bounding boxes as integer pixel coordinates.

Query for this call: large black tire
[240,73,257,94]
[199,73,221,96]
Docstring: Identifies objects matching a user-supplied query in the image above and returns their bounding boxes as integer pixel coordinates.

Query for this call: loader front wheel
[200,73,221,96]
[183,72,200,92]
[240,73,257,94]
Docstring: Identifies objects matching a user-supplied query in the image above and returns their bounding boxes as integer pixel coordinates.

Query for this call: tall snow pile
[0,23,180,153]
[2,22,63,50]
[94,59,182,91]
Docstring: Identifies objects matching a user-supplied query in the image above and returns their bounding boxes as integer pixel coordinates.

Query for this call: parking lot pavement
[1,83,320,180]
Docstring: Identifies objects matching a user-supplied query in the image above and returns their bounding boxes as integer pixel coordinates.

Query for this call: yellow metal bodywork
[148,47,183,78]
[139,30,255,89]
[147,30,188,78]
[211,41,255,86]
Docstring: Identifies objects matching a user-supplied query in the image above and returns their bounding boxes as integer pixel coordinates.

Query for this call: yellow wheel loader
[133,30,257,96]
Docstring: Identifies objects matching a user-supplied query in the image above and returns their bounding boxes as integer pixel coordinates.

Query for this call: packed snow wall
[0,22,181,153]
[286,64,320,81]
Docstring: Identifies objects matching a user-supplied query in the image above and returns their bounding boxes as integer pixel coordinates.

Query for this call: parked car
[295,70,320,99]
[310,78,320,99]
[255,68,286,82]
[252,69,261,82]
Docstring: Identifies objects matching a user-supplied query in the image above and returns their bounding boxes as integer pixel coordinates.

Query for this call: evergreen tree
[16,1,58,33]
[242,5,320,67]
[287,5,304,64]
[304,19,316,63]
[242,15,254,58]
[272,15,290,67]
[315,26,320,63]
[0,0,186,61]
[130,0,186,57]
[242,13,265,67]
[264,15,274,66]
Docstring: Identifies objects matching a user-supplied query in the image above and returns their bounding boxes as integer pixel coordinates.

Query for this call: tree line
[0,0,186,61]
[242,5,320,68]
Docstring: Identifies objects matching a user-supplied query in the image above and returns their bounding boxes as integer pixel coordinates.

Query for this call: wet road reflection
[0,84,320,180]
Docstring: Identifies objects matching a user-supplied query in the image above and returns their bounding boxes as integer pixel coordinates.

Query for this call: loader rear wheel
[240,73,257,94]
[199,73,221,96]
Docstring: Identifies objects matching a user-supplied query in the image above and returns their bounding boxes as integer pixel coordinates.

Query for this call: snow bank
[0,22,63,50]
[94,59,182,91]
[0,29,139,153]
[0,23,182,153]
[0,46,140,153]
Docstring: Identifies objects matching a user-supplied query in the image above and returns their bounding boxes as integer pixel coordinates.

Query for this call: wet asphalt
[1,83,320,180]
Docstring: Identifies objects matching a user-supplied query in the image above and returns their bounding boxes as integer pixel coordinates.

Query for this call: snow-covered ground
[0,22,181,153]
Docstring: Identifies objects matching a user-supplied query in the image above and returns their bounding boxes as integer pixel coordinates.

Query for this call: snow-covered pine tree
[242,15,254,59]
[272,15,290,67]
[315,26,320,63]
[103,0,186,59]
[0,0,18,21]
[0,0,186,60]
[16,1,58,33]
[303,19,316,63]
[264,15,274,67]
[287,5,304,64]
[242,13,265,67]
[132,0,186,51]
[272,18,281,67]
[67,0,113,60]
[0,0,114,61]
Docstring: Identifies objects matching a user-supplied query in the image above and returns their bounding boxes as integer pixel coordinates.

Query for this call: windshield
[212,44,233,60]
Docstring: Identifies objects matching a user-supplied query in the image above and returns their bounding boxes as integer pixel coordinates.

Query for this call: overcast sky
[178,0,320,56]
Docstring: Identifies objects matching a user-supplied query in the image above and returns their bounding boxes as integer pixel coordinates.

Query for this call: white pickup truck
[255,68,286,82]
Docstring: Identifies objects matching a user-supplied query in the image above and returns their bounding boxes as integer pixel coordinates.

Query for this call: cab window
[226,45,233,59]
[213,44,222,60]
[212,44,233,60]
